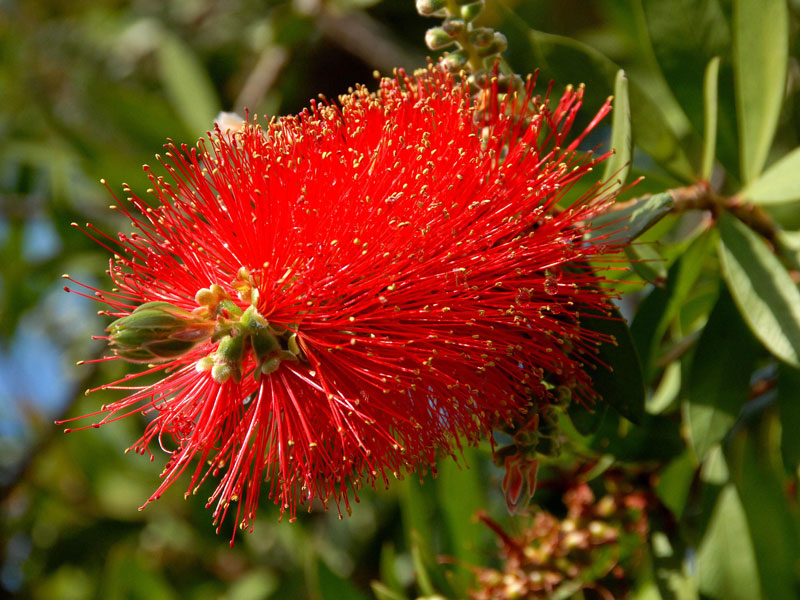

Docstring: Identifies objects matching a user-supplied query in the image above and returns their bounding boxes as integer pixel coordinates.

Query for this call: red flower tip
[67,64,621,540]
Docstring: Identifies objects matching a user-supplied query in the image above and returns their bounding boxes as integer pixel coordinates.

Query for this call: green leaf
[436,448,484,580]
[702,56,721,181]
[103,546,179,600]
[494,2,695,180]
[718,212,800,367]
[587,412,684,461]
[370,582,408,600]
[400,484,456,598]
[410,532,436,597]
[589,191,675,245]
[317,560,370,600]
[697,484,762,600]
[567,401,608,435]
[156,31,221,137]
[227,570,279,600]
[685,288,757,460]
[650,531,700,600]
[728,435,800,600]
[625,243,667,286]
[647,360,681,414]
[777,364,800,472]
[655,451,697,519]
[399,478,435,556]
[377,544,406,597]
[734,0,788,184]
[776,230,800,272]
[640,0,730,141]
[742,147,800,205]
[602,70,632,187]
[582,306,646,425]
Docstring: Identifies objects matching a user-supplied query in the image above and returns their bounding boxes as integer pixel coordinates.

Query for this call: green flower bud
[442,49,470,72]
[468,27,495,48]
[425,27,455,51]
[476,32,507,57]
[415,0,447,17]
[459,2,484,22]
[212,333,246,383]
[108,301,215,363]
[441,18,466,37]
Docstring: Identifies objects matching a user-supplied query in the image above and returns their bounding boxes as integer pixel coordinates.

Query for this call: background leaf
[603,69,632,187]
[589,192,675,245]
[718,212,800,367]
[156,31,222,137]
[777,364,800,473]
[734,0,788,183]
[583,307,646,424]
[742,147,800,205]
[702,56,721,180]
[728,434,800,600]
[495,2,695,180]
[640,0,734,176]
[684,288,756,460]
[697,484,762,600]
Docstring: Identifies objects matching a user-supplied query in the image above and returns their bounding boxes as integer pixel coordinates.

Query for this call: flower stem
[667,180,779,247]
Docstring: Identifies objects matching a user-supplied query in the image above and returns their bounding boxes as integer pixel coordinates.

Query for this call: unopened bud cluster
[493,400,563,514]
[416,0,520,96]
[107,302,215,363]
[108,267,304,384]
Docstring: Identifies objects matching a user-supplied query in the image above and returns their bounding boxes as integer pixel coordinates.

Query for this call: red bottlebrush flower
[62,65,619,540]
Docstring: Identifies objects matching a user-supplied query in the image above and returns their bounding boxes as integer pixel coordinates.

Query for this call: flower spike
[63,65,622,540]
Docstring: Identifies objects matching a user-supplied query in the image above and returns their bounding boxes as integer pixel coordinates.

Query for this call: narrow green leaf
[567,401,608,435]
[777,364,800,472]
[742,147,800,205]
[650,530,700,600]
[410,533,436,597]
[378,544,406,596]
[647,360,681,414]
[701,56,721,181]
[685,288,756,460]
[399,478,434,556]
[625,243,667,286]
[317,560,370,600]
[776,230,800,273]
[734,0,788,184]
[602,70,632,187]
[589,191,675,244]
[655,451,697,519]
[718,212,800,367]
[582,307,645,425]
[587,412,684,461]
[370,582,408,600]
[728,435,800,600]
[696,484,762,600]
[640,0,729,132]
[436,448,483,592]
[156,32,221,137]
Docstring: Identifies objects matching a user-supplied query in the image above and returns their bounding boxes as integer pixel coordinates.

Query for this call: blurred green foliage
[3,0,800,598]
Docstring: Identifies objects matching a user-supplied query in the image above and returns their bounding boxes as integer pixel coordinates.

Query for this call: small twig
[667,180,780,247]
[317,10,424,74]
[234,46,289,115]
